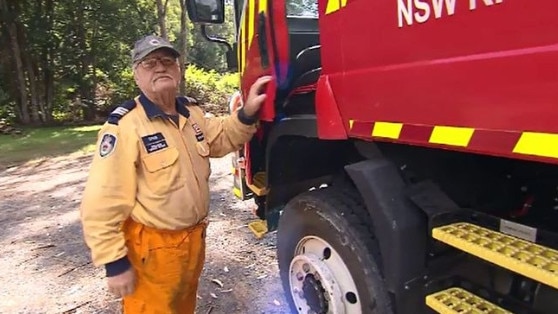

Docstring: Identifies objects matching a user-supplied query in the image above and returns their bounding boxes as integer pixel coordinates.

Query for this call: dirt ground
[0,153,291,314]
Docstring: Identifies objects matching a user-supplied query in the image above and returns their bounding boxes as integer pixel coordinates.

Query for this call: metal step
[247,219,268,239]
[426,287,512,314]
[247,172,268,196]
[432,222,558,289]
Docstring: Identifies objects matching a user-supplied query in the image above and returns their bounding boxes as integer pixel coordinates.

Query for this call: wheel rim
[289,236,362,314]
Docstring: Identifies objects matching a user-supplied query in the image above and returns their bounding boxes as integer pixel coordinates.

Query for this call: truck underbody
[245,115,558,314]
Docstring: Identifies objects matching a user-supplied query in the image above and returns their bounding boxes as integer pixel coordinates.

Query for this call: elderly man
[80,34,271,313]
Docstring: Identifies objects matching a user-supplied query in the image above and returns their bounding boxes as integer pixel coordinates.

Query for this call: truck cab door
[232,0,290,200]
[237,0,289,121]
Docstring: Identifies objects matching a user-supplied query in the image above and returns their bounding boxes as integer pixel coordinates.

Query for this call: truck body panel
[317,0,558,163]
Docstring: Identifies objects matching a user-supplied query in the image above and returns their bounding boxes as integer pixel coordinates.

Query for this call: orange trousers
[121,219,207,314]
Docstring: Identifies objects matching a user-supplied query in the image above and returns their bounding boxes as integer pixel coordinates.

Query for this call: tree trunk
[156,0,168,39]
[24,52,41,123]
[179,0,188,95]
[43,0,54,122]
[1,0,30,124]
[91,15,99,121]
[76,0,95,121]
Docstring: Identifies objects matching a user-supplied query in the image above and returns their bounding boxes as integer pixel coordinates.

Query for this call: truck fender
[345,158,427,293]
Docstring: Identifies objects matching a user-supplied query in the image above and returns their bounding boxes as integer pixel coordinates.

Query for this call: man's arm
[80,123,138,277]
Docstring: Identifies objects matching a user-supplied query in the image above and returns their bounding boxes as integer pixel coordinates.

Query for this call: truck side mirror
[186,0,225,24]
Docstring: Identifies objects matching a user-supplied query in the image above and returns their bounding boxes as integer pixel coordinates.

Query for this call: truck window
[286,0,318,18]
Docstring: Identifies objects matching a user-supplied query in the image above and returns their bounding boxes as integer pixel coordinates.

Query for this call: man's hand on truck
[242,76,273,117]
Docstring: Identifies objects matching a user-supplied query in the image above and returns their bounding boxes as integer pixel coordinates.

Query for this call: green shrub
[184,65,239,114]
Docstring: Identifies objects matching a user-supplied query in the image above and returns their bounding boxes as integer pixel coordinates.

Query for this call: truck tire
[277,187,392,314]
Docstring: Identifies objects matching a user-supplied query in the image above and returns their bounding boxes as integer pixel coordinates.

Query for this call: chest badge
[141,132,169,153]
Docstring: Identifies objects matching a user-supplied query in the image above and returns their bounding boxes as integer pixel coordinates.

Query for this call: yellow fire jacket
[80,94,256,276]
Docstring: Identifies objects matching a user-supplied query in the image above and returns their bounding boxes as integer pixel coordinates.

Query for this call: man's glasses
[136,56,177,70]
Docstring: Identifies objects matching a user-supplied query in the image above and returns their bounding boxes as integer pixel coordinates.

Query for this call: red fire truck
[186,0,558,313]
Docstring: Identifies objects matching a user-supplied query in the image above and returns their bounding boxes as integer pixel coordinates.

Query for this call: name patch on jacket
[141,132,168,153]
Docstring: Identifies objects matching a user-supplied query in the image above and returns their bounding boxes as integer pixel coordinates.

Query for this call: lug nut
[296,272,304,281]
[303,263,310,273]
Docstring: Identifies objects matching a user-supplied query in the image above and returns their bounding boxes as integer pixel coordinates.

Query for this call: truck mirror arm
[200,24,232,51]
[200,24,237,70]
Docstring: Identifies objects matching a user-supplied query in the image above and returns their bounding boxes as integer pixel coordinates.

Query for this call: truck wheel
[277,188,392,314]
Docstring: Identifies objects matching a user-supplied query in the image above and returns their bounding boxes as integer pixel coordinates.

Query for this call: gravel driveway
[0,153,290,313]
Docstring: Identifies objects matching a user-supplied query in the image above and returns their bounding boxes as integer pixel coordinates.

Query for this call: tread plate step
[247,172,268,196]
[432,222,558,289]
[426,287,512,314]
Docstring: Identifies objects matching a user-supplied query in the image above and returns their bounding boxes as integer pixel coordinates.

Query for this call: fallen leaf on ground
[211,279,224,288]
[210,293,218,299]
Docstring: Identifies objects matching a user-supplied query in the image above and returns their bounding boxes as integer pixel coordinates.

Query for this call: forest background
[0,0,240,127]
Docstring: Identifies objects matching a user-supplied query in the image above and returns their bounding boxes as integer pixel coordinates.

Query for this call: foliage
[0,0,238,125]
[185,65,239,113]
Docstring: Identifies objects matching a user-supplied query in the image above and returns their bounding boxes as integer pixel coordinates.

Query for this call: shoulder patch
[107,100,137,125]
[99,133,117,157]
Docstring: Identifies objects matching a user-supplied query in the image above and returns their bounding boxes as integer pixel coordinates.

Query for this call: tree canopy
[0,0,237,125]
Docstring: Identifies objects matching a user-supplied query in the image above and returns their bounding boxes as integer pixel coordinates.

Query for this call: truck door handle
[257,12,270,69]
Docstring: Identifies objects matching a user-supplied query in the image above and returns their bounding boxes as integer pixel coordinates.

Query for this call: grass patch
[0,125,102,168]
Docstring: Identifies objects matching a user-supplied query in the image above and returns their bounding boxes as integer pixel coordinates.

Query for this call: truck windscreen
[286,0,318,18]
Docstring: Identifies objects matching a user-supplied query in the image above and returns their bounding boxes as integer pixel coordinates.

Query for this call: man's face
[133,49,180,94]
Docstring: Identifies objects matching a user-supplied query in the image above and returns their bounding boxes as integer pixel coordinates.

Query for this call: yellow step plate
[248,220,268,239]
[246,172,268,196]
[426,287,512,314]
[433,222,558,289]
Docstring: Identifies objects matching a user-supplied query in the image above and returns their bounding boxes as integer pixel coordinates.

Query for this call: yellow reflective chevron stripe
[237,0,263,74]
[513,132,558,159]
[248,0,256,48]
[325,0,348,14]
[259,0,267,13]
[237,0,247,74]
[350,119,558,161]
[372,122,403,139]
[429,126,474,147]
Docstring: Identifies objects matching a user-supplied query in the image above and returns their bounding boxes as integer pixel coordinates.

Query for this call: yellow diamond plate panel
[426,287,512,314]
[372,122,403,139]
[432,223,558,289]
[513,132,558,159]
[429,126,474,147]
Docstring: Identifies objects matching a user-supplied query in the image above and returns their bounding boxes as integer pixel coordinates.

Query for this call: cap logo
[149,39,160,46]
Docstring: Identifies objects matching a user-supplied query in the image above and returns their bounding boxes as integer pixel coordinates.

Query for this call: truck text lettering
[398,0,504,28]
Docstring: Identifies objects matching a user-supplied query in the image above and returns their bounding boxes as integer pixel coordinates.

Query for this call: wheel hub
[290,253,343,314]
[288,236,362,314]
[302,273,328,313]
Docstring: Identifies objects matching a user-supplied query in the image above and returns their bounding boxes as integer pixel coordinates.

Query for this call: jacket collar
[139,93,190,119]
